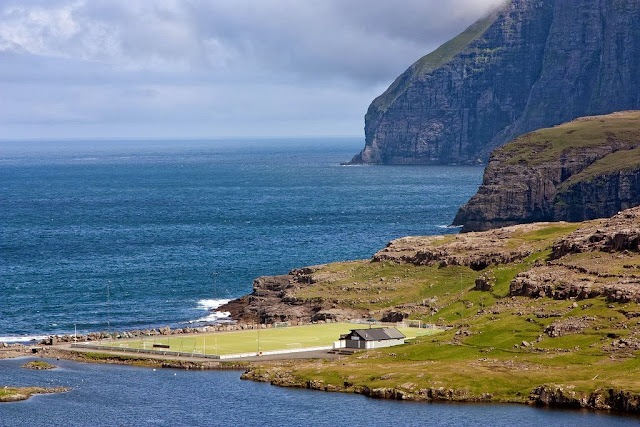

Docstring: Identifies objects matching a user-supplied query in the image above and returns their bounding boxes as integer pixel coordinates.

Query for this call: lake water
[1,357,637,427]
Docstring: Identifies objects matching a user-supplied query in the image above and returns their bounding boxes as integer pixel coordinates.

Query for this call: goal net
[398,319,422,329]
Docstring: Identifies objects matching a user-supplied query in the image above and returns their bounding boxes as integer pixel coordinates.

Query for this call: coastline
[2,324,640,415]
[4,342,640,415]
[1,386,70,403]
[6,209,640,415]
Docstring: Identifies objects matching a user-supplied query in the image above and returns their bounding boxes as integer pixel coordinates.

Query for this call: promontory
[453,111,640,232]
[347,0,640,165]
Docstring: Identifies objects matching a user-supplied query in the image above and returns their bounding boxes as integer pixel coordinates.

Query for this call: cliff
[453,111,640,232]
[348,0,640,165]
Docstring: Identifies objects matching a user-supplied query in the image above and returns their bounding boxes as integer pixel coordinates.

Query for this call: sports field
[102,323,441,356]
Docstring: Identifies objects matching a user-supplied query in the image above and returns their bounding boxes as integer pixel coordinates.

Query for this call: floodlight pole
[107,281,111,340]
[460,273,463,320]
[257,295,261,354]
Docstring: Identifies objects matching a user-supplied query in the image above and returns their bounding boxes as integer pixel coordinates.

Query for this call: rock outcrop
[530,385,640,412]
[453,112,640,232]
[219,265,366,324]
[348,0,640,165]
[509,208,640,303]
[372,227,541,270]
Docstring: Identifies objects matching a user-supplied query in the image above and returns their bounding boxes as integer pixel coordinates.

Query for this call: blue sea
[1,138,482,340]
[1,139,637,426]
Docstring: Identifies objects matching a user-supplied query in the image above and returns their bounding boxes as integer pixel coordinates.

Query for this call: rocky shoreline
[242,367,640,414]
[0,387,70,403]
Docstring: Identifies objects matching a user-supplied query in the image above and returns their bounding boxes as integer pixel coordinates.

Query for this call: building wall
[344,338,405,349]
[365,339,405,349]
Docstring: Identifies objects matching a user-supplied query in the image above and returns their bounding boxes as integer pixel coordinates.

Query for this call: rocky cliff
[348,0,640,165]
[453,111,640,232]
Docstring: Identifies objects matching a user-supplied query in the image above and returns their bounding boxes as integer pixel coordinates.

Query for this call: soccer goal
[273,322,290,329]
[399,319,422,329]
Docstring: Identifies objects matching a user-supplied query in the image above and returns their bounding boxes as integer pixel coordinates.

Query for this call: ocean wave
[0,335,48,343]
[190,299,232,323]
[436,224,463,229]
[196,299,231,311]
[195,311,232,323]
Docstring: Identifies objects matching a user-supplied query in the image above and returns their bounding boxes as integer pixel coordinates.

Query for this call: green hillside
[244,210,640,411]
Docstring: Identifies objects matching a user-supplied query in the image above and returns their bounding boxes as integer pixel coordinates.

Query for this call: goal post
[401,319,422,329]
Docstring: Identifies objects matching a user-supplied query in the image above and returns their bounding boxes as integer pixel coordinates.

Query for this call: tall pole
[107,281,111,339]
[212,271,218,299]
[460,273,463,320]
[257,294,261,354]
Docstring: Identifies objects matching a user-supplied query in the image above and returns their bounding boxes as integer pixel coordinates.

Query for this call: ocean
[2,139,637,426]
[1,138,482,340]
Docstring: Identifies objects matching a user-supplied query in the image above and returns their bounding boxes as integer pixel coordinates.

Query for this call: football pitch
[101,323,440,356]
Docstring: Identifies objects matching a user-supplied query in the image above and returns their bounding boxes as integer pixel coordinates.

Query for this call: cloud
[0,0,506,138]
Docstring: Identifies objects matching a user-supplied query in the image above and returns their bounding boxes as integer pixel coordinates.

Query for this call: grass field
[101,323,440,356]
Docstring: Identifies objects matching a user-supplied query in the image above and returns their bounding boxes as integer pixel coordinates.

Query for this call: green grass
[238,216,640,406]
[560,146,640,190]
[0,387,66,402]
[102,323,440,356]
[21,360,55,370]
[250,295,640,402]
[500,111,640,166]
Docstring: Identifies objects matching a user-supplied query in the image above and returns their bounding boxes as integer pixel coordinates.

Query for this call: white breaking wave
[196,299,231,311]
[192,299,232,323]
[196,311,232,322]
[0,335,48,343]
[436,224,463,229]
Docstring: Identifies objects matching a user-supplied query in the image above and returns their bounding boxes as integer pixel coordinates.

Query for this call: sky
[0,0,505,140]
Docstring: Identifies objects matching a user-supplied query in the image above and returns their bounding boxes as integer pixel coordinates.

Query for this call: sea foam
[0,335,48,343]
[196,299,231,311]
[192,299,231,323]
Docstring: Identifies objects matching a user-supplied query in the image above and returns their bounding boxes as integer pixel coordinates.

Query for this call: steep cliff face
[349,0,640,165]
[452,111,640,232]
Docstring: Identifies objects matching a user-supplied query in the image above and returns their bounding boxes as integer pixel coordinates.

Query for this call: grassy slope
[247,221,640,403]
[500,111,640,167]
[296,224,580,322]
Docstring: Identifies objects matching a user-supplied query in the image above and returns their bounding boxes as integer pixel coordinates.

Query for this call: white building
[335,327,406,350]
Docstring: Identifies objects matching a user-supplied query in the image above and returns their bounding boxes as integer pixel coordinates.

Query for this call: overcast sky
[0,0,505,140]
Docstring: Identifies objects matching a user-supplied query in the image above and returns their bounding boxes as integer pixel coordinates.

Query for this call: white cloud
[0,0,506,138]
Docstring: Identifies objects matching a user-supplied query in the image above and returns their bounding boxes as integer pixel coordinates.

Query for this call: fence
[70,343,332,360]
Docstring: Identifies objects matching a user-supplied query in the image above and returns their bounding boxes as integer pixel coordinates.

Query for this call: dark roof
[348,327,406,341]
